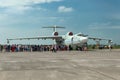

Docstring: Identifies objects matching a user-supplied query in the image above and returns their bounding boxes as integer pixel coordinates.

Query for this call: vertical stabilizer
[42,25,65,32]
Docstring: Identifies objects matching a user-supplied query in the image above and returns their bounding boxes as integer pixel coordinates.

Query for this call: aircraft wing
[7,36,63,41]
[88,37,108,40]
[88,37,112,43]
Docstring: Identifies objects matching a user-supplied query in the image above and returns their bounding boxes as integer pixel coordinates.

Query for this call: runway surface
[0,49,120,80]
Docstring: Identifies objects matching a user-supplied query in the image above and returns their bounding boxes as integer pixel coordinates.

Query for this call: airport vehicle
[7,26,112,47]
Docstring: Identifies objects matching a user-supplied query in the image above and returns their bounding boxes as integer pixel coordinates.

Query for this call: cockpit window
[76,33,88,37]
[77,34,83,36]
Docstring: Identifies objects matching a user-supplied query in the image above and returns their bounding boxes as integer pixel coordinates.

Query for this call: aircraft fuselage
[60,35,88,46]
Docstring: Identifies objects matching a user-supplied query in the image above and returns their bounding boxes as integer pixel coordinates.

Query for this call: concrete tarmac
[0,49,120,80]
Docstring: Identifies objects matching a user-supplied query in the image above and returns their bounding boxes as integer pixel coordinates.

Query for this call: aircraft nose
[81,37,88,43]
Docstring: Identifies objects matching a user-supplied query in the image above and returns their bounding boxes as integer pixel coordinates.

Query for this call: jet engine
[66,32,73,36]
[52,32,59,36]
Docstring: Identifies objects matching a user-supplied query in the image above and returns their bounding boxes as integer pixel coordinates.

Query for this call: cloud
[0,0,62,7]
[89,22,120,30]
[4,6,33,14]
[90,26,120,30]
[31,0,62,4]
[0,0,62,13]
[58,6,73,13]
[110,14,120,20]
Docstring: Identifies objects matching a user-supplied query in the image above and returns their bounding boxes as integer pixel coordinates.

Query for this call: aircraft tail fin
[42,25,65,32]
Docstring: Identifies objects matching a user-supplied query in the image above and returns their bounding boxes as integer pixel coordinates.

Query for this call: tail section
[42,25,65,32]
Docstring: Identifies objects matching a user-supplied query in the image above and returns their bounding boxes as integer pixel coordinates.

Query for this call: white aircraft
[7,26,112,46]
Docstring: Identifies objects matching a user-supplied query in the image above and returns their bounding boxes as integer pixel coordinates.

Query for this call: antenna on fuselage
[42,25,65,32]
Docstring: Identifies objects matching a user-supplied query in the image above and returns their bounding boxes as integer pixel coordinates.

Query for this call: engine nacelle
[66,32,73,36]
[52,32,59,36]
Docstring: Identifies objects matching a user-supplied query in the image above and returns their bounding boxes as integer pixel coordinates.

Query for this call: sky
[0,0,120,45]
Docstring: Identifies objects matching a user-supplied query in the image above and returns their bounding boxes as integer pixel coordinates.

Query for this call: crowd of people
[0,44,87,53]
